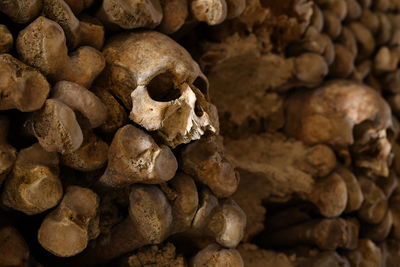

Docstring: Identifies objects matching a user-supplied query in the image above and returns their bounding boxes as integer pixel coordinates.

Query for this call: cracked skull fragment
[100,31,219,148]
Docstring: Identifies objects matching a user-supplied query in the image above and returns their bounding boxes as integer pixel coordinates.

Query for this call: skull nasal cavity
[147,72,182,102]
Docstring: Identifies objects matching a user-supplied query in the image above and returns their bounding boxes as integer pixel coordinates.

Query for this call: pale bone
[52,81,107,128]
[38,186,100,257]
[0,54,50,112]
[180,135,239,198]
[25,99,84,154]
[17,16,105,88]
[191,0,228,25]
[1,143,63,215]
[43,0,104,49]
[191,243,244,267]
[101,31,219,147]
[97,0,163,29]
[99,124,178,187]
[0,0,42,23]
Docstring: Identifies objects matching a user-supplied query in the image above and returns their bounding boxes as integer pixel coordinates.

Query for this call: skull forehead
[285,80,392,146]
[103,31,202,85]
[307,80,392,129]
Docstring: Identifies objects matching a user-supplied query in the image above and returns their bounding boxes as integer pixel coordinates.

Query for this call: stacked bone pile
[196,0,400,266]
[0,0,248,266]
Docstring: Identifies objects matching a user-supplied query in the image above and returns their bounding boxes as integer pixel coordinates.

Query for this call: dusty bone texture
[43,0,105,49]
[285,80,392,177]
[180,135,239,198]
[99,124,178,187]
[129,184,173,244]
[226,133,341,220]
[92,86,128,136]
[63,0,96,14]
[237,244,294,267]
[1,143,63,215]
[202,35,327,137]
[0,54,50,112]
[25,99,84,154]
[16,16,105,88]
[158,0,188,34]
[60,129,108,171]
[75,184,172,264]
[185,187,246,249]
[97,0,163,30]
[51,81,107,129]
[0,0,42,23]
[0,116,17,186]
[0,24,12,53]
[120,243,186,267]
[0,221,31,267]
[204,198,246,248]
[168,173,199,233]
[100,31,218,147]
[190,243,243,267]
[191,0,228,25]
[259,218,358,251]
[38,186,100,257]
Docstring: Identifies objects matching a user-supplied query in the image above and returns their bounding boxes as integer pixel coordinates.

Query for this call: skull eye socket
[193,76,208,96]
[147,71,182,102]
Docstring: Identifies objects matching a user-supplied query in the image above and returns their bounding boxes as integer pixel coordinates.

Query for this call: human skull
[100,31,219,148]
[285,80,393,177]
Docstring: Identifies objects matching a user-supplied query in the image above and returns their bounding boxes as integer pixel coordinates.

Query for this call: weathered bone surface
[97,0,163,29]
[159,0,188,34]
[120,243,186,267]
[25,99,84,153]
[0,0,42,23]
[191,0,228,26]
[38,186,99,257]
[43,0,105,49]
[60,129,108,171]
[191,243,244,267]
[180,135,239,198]
[168,173,199,233]
[0,25,12,53]
[17,16,105,88]
[52,81,107,128]
[226,133,343,218]
[99,124,178,187]
[101,31,219,147]
[1,143,63,215]
[0,54,50,112]
[285,80,392,177]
